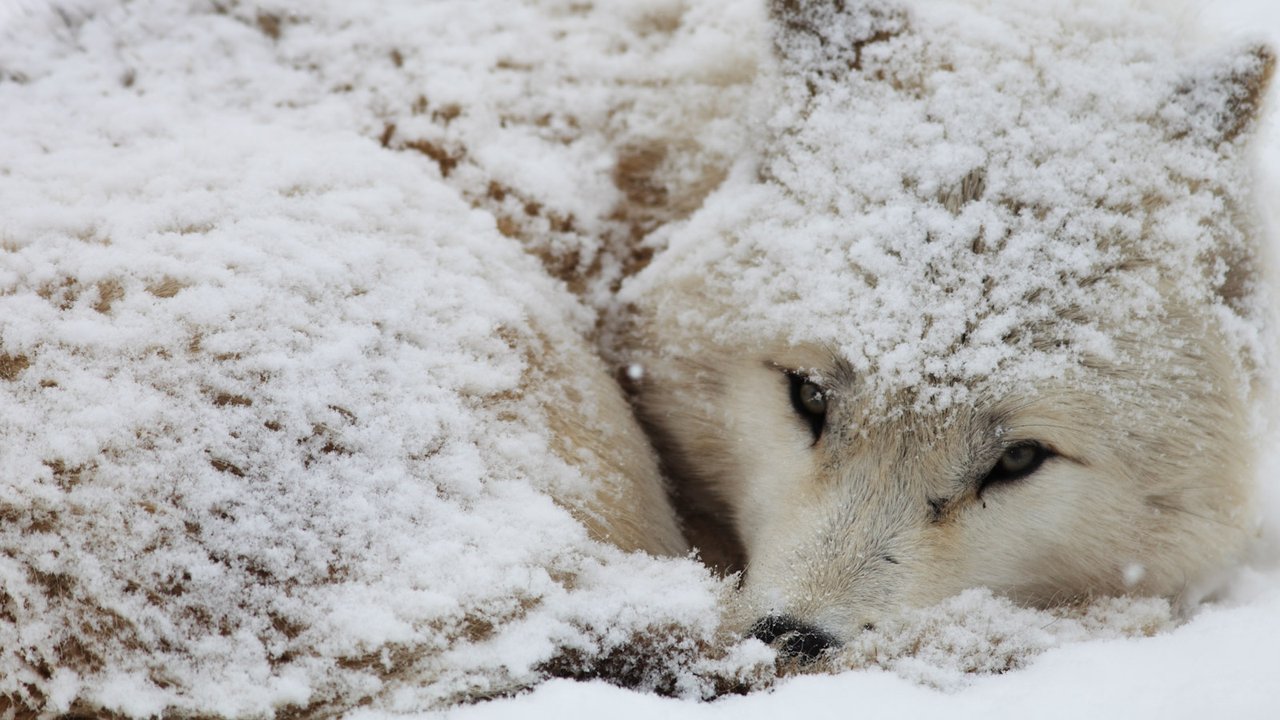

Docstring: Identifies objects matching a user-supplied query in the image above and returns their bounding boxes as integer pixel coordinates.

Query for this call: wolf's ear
[769,0,908,83]
[1164,44,1275,147]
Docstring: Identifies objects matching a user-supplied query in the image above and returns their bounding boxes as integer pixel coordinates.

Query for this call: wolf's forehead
[707,172,1197,412]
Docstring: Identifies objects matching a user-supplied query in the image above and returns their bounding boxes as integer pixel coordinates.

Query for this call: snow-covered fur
[0,94,709,717]
[0,1,758,715]
[617,0,1276,646]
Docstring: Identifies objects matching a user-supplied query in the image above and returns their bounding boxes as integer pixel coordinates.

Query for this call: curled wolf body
[617,0,1276,655]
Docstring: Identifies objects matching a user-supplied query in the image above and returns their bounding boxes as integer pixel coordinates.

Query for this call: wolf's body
[0,69,687,714]
[531,318,687,557]
[616,0,1275,651]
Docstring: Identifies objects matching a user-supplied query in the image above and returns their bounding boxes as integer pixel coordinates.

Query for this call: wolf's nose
[748,614,837,661]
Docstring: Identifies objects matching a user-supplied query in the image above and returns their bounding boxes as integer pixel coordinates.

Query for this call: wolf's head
[616,0,1275,656]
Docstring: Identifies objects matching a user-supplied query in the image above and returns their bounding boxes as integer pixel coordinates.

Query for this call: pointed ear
[768,0,908,82]
[1165,44,1275,146]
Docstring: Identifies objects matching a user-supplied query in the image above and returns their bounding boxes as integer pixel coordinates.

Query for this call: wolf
[614,0,1276,658]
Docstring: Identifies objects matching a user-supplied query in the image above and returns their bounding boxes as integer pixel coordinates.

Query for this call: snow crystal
[626,364,646,382]
[1123,563,1148,588]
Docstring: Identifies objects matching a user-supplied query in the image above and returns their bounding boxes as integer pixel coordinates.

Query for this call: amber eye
[787,373,827,443]
[980,441,1051,492]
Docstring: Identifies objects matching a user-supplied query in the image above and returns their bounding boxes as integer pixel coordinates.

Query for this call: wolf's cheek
[942,459,1146,602]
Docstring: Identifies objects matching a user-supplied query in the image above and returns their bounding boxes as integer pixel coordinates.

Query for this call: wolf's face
[632,323,1251,648]
[615,0,1274,656]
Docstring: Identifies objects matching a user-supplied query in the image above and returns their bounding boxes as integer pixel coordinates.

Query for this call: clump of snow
[1122,563,1148,588]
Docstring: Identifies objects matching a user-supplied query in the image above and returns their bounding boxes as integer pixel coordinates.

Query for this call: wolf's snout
[748,614,838,661]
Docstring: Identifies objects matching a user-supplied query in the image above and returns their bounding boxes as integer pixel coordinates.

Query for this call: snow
[0,0,1278,717]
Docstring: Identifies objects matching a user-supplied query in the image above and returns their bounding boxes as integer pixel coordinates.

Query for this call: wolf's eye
[979,441,1050,491]
[788,373,827,443]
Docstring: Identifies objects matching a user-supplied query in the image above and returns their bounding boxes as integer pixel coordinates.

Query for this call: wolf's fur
[616,0,1276,644]
[530,319,688,557]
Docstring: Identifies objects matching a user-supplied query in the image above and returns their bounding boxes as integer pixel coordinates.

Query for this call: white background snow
[1,0,1278,717]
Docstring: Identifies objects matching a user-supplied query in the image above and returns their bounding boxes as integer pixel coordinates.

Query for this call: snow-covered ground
[1,0,1278,717]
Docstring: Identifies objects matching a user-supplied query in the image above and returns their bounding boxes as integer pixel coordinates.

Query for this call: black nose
[748,614,837,661]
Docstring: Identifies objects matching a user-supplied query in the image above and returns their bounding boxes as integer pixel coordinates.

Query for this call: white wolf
[615,0,1276,657]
